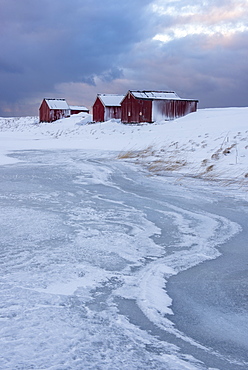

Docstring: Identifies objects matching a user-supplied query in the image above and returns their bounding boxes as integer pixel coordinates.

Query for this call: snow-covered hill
[1,108,248,188]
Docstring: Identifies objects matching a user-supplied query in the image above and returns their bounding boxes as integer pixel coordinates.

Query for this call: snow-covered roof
[97,94,125,107]
[130,91,197,101]
[45,99,70,110]
[69,105,89,111]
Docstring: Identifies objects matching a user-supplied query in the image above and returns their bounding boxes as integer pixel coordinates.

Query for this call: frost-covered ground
[0,110,248,369]
[1,108,248,191]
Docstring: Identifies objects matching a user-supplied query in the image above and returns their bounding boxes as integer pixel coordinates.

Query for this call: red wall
[152,100,198,121]
[50,109,69,122]
[93,97,105,122]
[71,109,89,115]
[39,100,50,122]
[121,93,152,123]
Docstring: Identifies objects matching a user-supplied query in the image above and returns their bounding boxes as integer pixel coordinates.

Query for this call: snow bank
[0,108,248,189]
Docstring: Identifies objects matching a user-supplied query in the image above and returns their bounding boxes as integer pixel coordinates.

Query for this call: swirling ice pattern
[0,150,246,370]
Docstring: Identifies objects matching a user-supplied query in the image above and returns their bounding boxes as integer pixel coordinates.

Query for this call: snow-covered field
[1,108,248,190]
[0,109,248,369]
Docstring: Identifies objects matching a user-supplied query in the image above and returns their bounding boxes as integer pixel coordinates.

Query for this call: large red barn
[39,98,70,122]
[121,90,198,123]
[93,94,125,122]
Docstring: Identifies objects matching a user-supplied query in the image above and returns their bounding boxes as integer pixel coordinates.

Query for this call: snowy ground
[0,110,248,369]
[1,108,248,192]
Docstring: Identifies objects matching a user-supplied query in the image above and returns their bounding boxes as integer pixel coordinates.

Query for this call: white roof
[45,99,70,110]
[69,105,89,111]
[98,94,125,107]
[130,90,198,101]
[130,91,182,100]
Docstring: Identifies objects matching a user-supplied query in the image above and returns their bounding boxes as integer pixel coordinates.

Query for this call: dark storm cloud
[1,0,248,116]
[0,0,153,115]
[121,0,248,108]
[123,29,248,108]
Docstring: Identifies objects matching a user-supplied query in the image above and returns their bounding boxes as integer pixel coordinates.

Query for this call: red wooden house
[70,105,89,115]
[39,98,70,122]
[93,94,125,122]
[121,90,198,123]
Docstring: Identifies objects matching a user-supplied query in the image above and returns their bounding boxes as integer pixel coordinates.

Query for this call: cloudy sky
[1,0,248,116]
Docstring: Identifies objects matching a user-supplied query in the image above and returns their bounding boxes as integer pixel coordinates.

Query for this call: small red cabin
[121,90,198,123]
[93,94,125,122]
[70,105,89,115]
[39,98,70,122]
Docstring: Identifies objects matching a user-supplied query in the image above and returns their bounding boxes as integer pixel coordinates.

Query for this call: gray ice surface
[0,149,248,370]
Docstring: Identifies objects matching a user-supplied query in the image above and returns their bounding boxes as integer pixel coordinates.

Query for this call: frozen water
[0,149,247,369]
